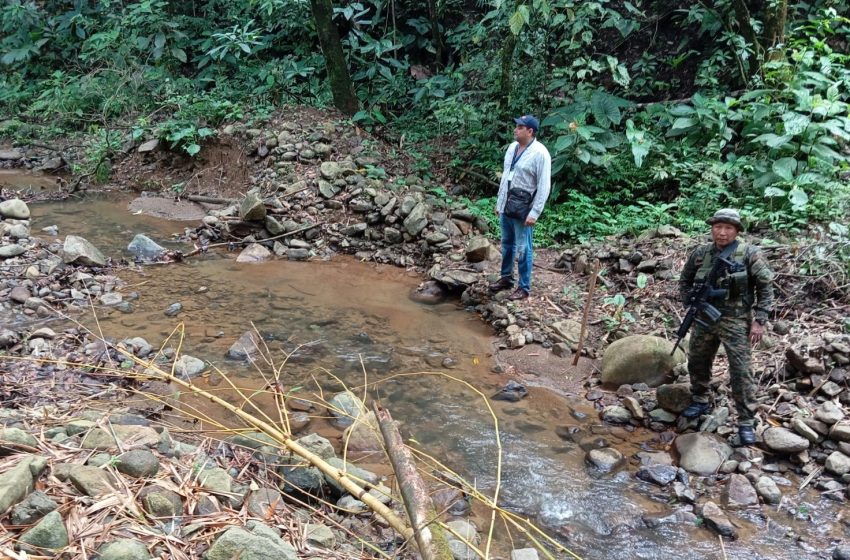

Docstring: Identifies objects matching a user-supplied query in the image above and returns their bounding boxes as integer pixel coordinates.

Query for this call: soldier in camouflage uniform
[679,209,774,445]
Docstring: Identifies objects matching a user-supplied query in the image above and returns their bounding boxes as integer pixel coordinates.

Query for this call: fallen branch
[374,402,451,560]
[185,195,236,205]
[183,222,324,257]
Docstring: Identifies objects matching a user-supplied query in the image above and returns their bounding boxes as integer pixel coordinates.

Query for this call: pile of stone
[580,333,850,551]
[0,406,397,559]
[176,121,489,269]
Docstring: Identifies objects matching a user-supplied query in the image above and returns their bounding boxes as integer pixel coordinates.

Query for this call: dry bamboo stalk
[573,260,601,366]
[127,355,415,541]
[373,402,452,560]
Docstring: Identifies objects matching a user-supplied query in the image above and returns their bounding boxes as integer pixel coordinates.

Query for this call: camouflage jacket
[678,241,774,322]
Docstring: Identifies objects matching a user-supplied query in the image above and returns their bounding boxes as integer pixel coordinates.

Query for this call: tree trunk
[764,0,788,60]
[498,33,517,112]
[310,0,359,115]
[728,0,762,65]
[426,0,447,66]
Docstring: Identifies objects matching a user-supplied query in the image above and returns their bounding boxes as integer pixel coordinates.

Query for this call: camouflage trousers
[688,316,756,426]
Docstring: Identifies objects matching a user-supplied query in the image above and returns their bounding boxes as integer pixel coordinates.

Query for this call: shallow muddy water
[22,193,845,559]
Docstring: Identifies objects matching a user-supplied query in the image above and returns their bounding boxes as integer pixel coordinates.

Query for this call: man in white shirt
[489,115,552,300]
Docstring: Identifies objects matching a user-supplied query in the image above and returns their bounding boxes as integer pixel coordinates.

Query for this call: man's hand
[749,320,764,345]
[525,216,537,226]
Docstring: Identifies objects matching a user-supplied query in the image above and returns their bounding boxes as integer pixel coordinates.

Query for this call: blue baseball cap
[514,115,540,132]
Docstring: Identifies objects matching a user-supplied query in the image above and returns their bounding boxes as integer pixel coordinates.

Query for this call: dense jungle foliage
[1,0,850,243]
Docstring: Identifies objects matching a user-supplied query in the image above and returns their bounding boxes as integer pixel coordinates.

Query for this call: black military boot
[681,401,712,418]
[738,425,756,445]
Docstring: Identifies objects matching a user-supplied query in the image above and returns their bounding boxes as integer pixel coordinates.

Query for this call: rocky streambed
[3,107,850,559]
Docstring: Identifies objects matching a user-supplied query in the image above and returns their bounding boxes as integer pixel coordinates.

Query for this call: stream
[11,191,845,559]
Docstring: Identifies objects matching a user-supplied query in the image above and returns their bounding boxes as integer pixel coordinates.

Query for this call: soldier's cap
[514,115,540,133]
[706,208,744,231]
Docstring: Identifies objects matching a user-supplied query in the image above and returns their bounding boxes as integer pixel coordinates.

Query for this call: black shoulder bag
[503,141,536,220]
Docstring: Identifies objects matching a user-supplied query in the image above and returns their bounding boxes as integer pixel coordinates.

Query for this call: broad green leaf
[186,143,201,156]
[788,187,809,208]
[668,105,695,117]
[763,186,786,198]
[829,222,848,238]
[671,117,697,130]
[509,6,529,35]
[636,273,647,289]
[771,157,797,181]
[782,112,811,135]
[154,33,166,50]
[576,147,591,163]
[753,172,779,190]
[171,47,187,63]
[590,90,623,127]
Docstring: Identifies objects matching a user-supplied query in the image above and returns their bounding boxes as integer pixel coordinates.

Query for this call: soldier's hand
[750,321,765,345]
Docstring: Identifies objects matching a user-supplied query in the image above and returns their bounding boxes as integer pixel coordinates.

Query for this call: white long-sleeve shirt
[495,139,552,221]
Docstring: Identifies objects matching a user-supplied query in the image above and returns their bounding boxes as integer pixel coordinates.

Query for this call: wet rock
[756,476,782,505]
[445,519,480,560]
[700,501,737,539]
[236,243,272,263]
[18,510,69,552]
[410,280,447,305]
[492,380,528,402]
[174,355,207,377]
[763,427,810,453]
[328,391,366,427]
[62,235,107,266]
[622,397,645,420]
[163,302,182,317]
[0,198,30,219]
[239,193,267,221]
[97,538,152,560]
[636,464,678,486]
[816,401,845,425]
[226,331,262,361]
[699,406,729,433]
[834,546,850,560]
[722,473,758,508]
[602,405,632,424]
[601,335,686,388]
[649,408,677,423]
[11,490,58,525]
[675,432,733,476]
[127,234,166,260]
[336,494,367,513]
[586,447,624,472]
[116,449,159,478]
[825,451,850,476]
[205,526,297,560]
[287,248,310,260]
[673,481,696,503]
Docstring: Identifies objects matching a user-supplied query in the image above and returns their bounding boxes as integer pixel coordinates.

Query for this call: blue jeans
[499,214,534,293]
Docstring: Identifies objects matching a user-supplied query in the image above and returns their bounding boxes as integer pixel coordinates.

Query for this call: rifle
[670,241,741,355]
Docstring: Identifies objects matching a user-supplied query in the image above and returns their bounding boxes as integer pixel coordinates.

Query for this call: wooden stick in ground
[373,402,452,560]
[573,260,601,366]
[185,194,236,205]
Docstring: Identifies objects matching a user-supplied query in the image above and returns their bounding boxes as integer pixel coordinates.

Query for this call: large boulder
[674,432,733,476]
[0,198,30,219]
[63,235,107,267]
[127,234,166,261]
[601,335,686,388]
